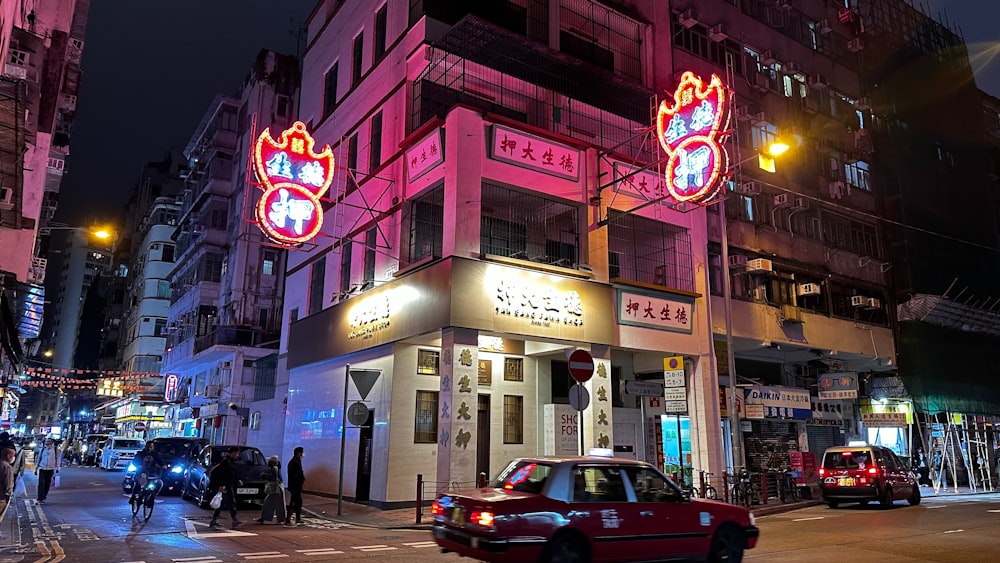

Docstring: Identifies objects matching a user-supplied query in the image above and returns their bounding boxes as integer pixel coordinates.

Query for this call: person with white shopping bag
[208,446,243,529]
[35,437,59,504]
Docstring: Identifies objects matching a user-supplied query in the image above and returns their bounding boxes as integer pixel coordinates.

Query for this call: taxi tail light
[867,466,879,477]
[818,468,825,477]
[430,500,444,516]
[470,511,495,527]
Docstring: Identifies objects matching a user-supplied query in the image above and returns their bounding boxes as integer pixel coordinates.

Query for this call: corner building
[285,0,893,507]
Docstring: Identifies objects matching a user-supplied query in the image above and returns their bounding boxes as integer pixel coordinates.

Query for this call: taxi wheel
[908,484,921,506]
[827,501,839,509]
[879,487,894,508]
[708,524,745,563]
[540,533,589,563]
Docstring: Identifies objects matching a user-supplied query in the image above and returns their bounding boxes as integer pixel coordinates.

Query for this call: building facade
[277,0,895,508]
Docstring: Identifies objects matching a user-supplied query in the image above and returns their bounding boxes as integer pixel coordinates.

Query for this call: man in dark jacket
[209,446,243,529]
[284,446,305,526]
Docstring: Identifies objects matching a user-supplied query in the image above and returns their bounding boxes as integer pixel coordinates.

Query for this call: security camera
[228,402,238,411]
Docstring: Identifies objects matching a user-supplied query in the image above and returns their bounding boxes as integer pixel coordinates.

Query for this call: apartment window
[339,240,353,294]
[408,184,443,263]
[369,111,383,172]
[202,253,224,283]
[290,307,299,323]
[324,62,339,116]
[504,357,524,382]
[154,319,166,337]
[844,160,871,191]
[257,308,269,328]
[347,133,359,188]
[503,395,524,444]
[363,227,376,289]
[374,4,388,61]
[161,244,175,263]
[157,280,171,299]
[414,390,439,443]
[417,349,439,375]
[750,122,780,153]
[478,359,492,386]
[276,95,290,118]
[352,32,364,84]
[262,251,276,276]
[480,182,579,267]
[7,49,26,66]
[308,257,326,315]
[607,211,695,292]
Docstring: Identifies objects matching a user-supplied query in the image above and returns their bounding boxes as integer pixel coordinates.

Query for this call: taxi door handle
[640,510,654,516]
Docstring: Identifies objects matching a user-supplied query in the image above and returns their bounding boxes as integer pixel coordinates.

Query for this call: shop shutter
[807,425,842,458]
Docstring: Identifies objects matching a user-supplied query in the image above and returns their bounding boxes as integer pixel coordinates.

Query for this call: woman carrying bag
[256,456,286,524]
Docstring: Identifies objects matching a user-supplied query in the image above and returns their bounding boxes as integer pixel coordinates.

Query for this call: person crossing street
[283,446,305,526]
[209,446,243,529]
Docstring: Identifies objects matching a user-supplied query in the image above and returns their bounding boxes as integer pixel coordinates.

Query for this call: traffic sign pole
[578,385,584,456]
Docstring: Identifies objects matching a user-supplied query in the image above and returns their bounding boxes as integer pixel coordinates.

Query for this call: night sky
[57,1,1000,226]
[57,1,315,226]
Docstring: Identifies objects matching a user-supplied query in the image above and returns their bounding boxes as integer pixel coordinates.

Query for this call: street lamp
[720,141,793,472]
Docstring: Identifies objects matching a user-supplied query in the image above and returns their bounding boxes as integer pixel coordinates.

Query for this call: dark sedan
[181,445,269,508]
[122,437,208,495]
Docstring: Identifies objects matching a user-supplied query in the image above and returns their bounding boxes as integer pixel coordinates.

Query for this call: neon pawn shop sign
[253,121,335,245]
[656,71,732,204]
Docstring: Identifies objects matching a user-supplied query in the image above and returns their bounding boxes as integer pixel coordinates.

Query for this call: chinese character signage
[164,374,179,402]
[489,125,580,181]
[861,412,907,427]
[613,162,668,203]
[616,290,694,334]
[818,372,858,400]
[656,71,731,203]
[406,127,444,182]
[744,385,811,419]
[495,278,584,327]
[253,121,335,246]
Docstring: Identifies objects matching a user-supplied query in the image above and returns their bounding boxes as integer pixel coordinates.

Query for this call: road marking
[791,516,825,522]
[402,541,438,548]
[926,505,947,509]
[237,552,288,560]
[171,558,222,562]
[295,549,345,556]
[352,544,398,552]
[988,509,1000,513]
[942,529,965,534]
[182,519,257,539]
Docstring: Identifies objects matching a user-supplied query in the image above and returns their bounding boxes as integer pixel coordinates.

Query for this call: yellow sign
[663,356,684,371]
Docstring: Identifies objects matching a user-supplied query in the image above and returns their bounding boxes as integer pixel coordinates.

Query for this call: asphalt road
[2,467,997,562]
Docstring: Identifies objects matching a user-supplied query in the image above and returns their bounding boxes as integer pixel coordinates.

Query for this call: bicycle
[778,467,800,503]
[129,472,163,521]
[696,470,718,500]
[729,470,754,508]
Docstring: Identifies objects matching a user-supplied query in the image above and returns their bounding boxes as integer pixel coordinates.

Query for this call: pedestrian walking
[208,446,243,529]
[914,447,931,486]
[35,437,59,504]
[0,447,16,504]
[283,446,305,526]
[256,455,285,524]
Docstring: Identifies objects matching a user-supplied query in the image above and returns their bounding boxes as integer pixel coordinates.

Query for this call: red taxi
[818,445,920,508]
[432,457,759,563]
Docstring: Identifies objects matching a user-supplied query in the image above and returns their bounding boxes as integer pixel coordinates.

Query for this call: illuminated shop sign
[494,278,583,327]
[489,125,581,181]
[97,379,125,397]
[164,374,179,402]
[347,295,391,340]
[253,121,335,246]
[656,71,731,203]
[744,385,811,419]
[616,289,694,334]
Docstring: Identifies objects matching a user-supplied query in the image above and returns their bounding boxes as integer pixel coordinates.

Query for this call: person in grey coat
[256,455,286,524]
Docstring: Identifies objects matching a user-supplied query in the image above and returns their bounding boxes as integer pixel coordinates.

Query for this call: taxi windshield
[823,450,871,469]
[492,460,553,493]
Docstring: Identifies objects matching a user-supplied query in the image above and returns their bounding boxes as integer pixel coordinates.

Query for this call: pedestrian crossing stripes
[171,558,222,563]
[295,548,345,556]
[402,541,437,548]
[351,544,398,552]
[237,552,289,560]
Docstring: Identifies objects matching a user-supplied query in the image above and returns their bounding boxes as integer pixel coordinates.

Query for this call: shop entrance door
[355,408,374,503]
[477,395,490,483]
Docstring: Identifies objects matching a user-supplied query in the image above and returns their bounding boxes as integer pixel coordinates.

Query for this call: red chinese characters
[656,72,731,203]
[253,121,335,245]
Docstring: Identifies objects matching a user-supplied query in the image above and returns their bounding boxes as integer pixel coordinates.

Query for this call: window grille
[504,357,524,382]
[417,349,439,375]
[408,184,443,263]
[414,390,439,443]
[607,211,694,292]
[480,182,580,268]
[503,395,524,444]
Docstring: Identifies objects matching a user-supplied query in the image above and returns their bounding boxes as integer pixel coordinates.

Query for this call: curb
[301,507,433,530]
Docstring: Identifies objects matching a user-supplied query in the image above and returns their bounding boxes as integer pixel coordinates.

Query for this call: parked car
[98,436,145,470]
[122,437,208,495]
[432,456,759,562]
[181,445,269,508]
[819,444,921,508]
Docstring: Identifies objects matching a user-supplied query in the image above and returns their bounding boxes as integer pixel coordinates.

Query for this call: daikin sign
[656,71,732,204]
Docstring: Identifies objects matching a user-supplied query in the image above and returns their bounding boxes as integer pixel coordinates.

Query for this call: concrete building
[163,50,296,452]
[278,0,894,508]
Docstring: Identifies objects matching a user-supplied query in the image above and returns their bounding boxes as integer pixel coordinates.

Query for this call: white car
[99,437,144,470]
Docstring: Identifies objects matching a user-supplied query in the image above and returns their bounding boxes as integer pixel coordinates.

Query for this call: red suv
[819,445,920,508]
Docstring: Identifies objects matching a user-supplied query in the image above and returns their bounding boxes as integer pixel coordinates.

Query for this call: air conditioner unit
[679,8,699,28]
[735,106,753,121]
[775,0,793,10]
[847,38,864,52]
[808,74,829,90]
[865,297,881,309]
[828,180,846,199]
[205,385,221,398]
[729,255,748,268]
[817,19,832,34]
[747,70,769,92]
[709,23,729,42]
[781,304,804,323]
[736,181,760,195]
[760,50,777,65]
[850,295,868,308]
[854,97,871,110]
[751,111,769,124]
[747,258,773,273]
[2,63,26,80]
[792,197,808,209]
[784,61,802,74]
[773,193,790,206]
[801,96,819,114]
[0,186,12,210]
[797,283,821,296]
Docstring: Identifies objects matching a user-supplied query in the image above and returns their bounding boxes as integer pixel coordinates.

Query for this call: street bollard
[416,473,423,524]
